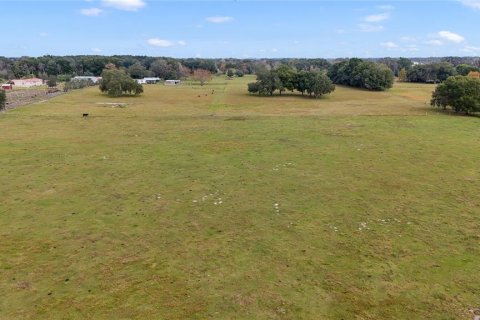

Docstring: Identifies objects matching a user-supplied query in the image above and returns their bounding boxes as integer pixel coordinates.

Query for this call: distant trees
[328,58,394,91]
[1,55,479,87]
[431,76,480,114]
[0,89,6,111]
[398,57,413,72]
[398,68,408,82]
[407,62,456,83]
[127,62,148,79]
[226,69,234,78]
[149,59,191,80]
[456,64,480,76]
[63,79,95,92]
[192,69,213,86]
[99,68,143,97]
[248,66,335,98]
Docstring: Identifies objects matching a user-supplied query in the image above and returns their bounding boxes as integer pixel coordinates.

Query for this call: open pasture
[1,76,479,319]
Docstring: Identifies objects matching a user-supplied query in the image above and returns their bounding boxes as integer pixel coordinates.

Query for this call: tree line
[0,56,333,81]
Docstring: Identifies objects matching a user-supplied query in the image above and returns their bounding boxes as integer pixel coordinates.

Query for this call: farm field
[1,76,480,319]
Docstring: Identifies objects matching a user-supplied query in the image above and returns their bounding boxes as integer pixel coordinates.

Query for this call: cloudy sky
[1,0,480,58]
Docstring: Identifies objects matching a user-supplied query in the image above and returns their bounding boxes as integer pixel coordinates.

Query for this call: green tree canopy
[431,76,480,114]
[99,68,143,97]
[328,58,394,91]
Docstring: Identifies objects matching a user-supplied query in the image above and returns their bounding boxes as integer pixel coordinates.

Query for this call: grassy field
[1,76,479,319]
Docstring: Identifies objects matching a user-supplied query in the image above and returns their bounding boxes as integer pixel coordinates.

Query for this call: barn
[1,84,13,90]
[164,80,181,86]
[136,77,160,84]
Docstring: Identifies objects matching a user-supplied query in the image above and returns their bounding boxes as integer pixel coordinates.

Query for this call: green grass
[1,76,479,319]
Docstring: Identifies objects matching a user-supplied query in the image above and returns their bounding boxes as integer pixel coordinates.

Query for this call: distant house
[72,76,101,84]
[136,77,160,84]
[11,78,44,87]
[1,84,13,90]
[164,80,181,86]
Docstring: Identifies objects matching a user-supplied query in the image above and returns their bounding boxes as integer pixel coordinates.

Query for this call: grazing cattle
[82,113,89,118]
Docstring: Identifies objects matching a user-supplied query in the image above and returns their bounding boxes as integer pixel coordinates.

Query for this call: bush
[247,82,260,94]
[99,68,143,97]
[431,76,480,114]
[0,89,6,110]
[47,76,57,87]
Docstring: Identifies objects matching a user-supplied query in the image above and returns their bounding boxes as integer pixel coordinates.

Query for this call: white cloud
[380,41,398,49]
[272,48,278,53]
[438,31,465,43]
[91,48,102,53]
[461,45,480,53]
[459,0,480,9]
[80,7,103,16]
[364,13,389,23]
[147,38,173,47]
[358,24,384,32]
[206,16,233,23]
[39,32,48,37]
[177,40,187,46]
[426,40,444,46]
[101,0,146,11]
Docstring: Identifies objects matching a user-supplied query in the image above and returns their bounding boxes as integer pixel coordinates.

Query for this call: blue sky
[1,0,480,58]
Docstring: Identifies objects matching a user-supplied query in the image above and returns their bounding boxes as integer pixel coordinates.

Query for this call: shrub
[0,89,6,110]
[47,76,57,87]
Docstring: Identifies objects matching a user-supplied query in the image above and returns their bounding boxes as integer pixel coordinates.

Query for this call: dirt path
[5,89,64,110]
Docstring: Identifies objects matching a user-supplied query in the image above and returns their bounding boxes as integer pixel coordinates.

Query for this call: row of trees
[398,62,480,84]
[248,65,335,98]
[328,58,394,91]
[0,56,335,81]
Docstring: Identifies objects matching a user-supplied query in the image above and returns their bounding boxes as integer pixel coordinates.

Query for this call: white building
[11,78,44,87]
[164,80,181,86]
[136,77,161,84]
